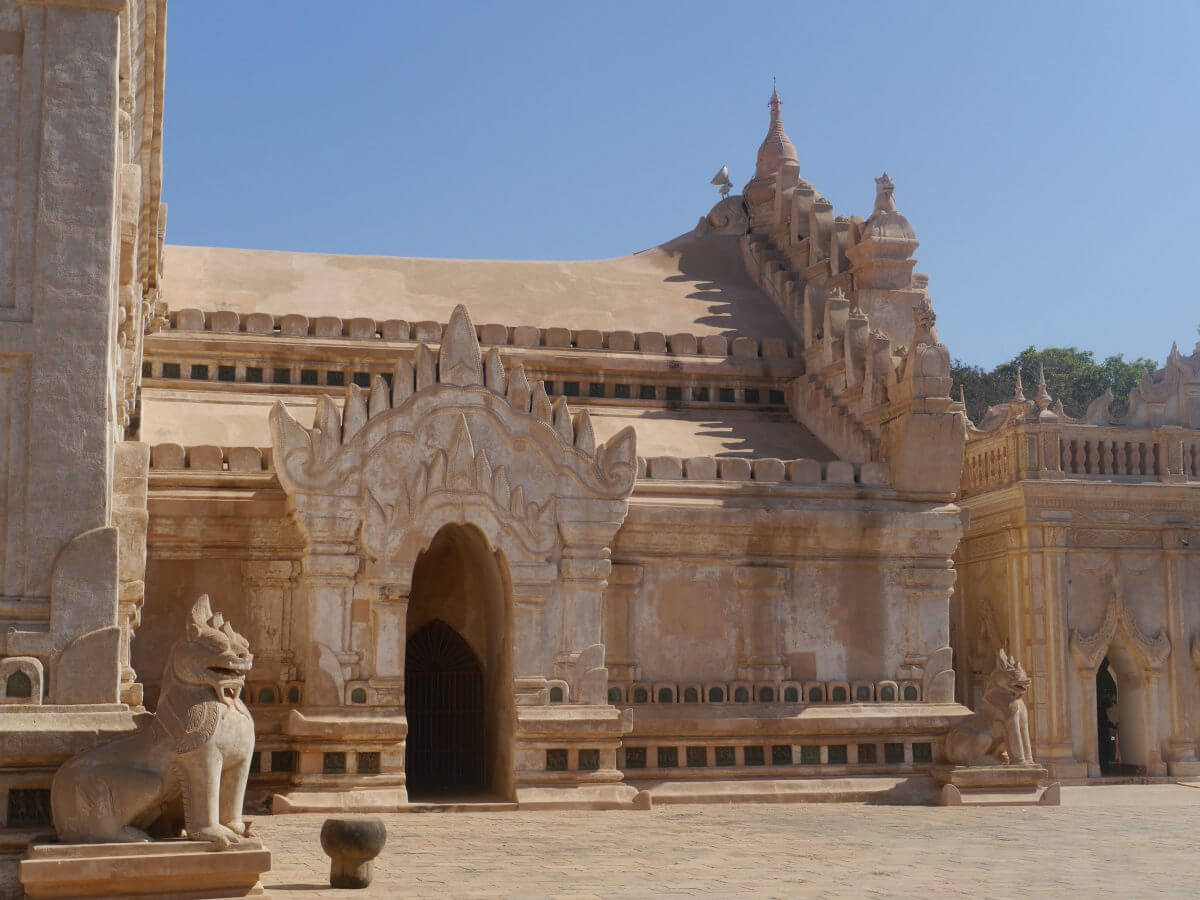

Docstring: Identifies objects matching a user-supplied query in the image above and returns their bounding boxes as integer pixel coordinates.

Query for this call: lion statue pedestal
[20,596,273,899]
[935,649,1060,807]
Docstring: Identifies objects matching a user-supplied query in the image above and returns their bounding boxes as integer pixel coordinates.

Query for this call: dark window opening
[218,365,236,382]
[142,361,152,378]
[769,389,786,405]
[715,746,736,767]
[857,744,877,764]
[800,745,821,765]
[772,745,793,765]
[588,382,605,398]
[323,752,347,774]
[7,789,51,827]
[633,687,649,703]
[744,746,765,766]
[273,368,290,385]
[579,749,600,771]
[190,364,208,380]
[350,687,367,704]
[884,743,905,764]
[683,687,699,703]
[686,746,708,767]
[665,386,683,403]
[624,747,646,769]
[614,384,631,399]
[694,387,710,402]
[326,371,345,387]
[607,686,623,703]
[639,385,656,401]
[353,372,370,388]
[563,381,580,397]
[546,749,568,771]
[708,687,725,702]
[271,750,297,773]
[358,751,381,774]
[245,367,263,383]
[657,687,673,703]
[912,742,933,764]
[784,686,799,702]
[161,362,181,379]
[300,369,318,385]
[719,387,736,403]
[758,686,775,702]
[744,388,760,404]
[828,744,848,765]
[657,747,678,769]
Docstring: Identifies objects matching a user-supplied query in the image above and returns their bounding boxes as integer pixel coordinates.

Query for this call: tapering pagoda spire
[1013,366,1026,403]
[755,81,799,177]
[1034,363,1052,412]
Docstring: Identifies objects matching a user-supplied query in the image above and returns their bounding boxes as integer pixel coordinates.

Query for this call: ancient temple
[4,0,1199,849]
[955,349,1200,779]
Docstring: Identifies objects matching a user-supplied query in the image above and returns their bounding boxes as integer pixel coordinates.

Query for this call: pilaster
[734,565,789,682]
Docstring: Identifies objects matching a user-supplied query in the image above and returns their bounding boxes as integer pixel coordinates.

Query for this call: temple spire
[1035,363,1052,412]
[1013,366,1026,403]
[755,81,798,177]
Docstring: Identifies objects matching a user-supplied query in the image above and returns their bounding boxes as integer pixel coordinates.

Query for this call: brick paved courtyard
[254,784,1200,898]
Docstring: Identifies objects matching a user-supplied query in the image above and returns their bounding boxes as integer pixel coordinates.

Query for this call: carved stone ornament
[270,305,638,560]
[51,595,256,849]
[945,649,1034,766]
[1069,571,1170,671]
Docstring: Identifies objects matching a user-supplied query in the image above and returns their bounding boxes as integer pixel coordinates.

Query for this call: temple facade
[2,0,1199,847]
[955,351,1200,779]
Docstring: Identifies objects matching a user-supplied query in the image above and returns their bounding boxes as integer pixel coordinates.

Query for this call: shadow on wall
[657,232,794,338]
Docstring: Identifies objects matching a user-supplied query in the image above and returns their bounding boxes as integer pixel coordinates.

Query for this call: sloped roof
[140,392,833,461]
[163,230,797,339]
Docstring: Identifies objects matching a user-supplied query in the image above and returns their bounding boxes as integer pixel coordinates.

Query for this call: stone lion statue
[945,648,1034,767]
[52,595,256,848]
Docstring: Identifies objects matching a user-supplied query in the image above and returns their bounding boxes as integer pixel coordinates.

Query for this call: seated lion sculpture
[52,595,256,849]
[945,648,1034,767]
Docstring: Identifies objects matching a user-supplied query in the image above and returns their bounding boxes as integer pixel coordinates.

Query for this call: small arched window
[758,687,774,702]
[633,687,649,703]
[903,685,919,701]
[607,686,623,703]
[350,687,367,704]
[683,687,699,703]
[784,686,799,703]
[708,687,724,702]
[258,687,276,704]
[657,687,674,703]
[734,687,750,702]
[549,686,564,702]
[5,670,32,699]
[880,685,896,701]
[808,687,823,702]
[831,686,848,702]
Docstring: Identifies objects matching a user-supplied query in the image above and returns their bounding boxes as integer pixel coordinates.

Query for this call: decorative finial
[710,165,733,199]
[1013,366,1026,403]
[1034,362,1052,412]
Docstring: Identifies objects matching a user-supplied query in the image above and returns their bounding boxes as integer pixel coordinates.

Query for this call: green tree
[951,347,1158,425]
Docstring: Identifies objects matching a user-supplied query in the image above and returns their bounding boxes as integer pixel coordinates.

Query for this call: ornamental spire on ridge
[755,80,799,178]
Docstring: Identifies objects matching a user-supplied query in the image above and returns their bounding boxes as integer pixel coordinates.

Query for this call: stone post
[556,515,622,659]
[299,550,360,707]
[1077,665,1100,777]
[1162,528,1196,767]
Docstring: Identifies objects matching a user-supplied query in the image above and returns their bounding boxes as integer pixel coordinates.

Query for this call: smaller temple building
[955,347,1200,778]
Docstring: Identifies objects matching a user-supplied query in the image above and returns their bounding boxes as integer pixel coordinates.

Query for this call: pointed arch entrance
[404,523,513,798]
[269,304,637,807]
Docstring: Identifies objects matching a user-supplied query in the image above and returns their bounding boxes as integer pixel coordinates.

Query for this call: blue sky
[164,1,1199,368]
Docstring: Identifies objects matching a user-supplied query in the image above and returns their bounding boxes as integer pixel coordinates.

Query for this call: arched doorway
[1095,647,1150,776]
[404,523,514,800]
[405,620,486,792]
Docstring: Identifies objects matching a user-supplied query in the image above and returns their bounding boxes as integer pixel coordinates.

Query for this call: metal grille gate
[404,620,486,793]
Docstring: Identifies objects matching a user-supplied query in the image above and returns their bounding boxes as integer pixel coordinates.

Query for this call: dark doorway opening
[405,619,486,795]
[1097,658,1119,774]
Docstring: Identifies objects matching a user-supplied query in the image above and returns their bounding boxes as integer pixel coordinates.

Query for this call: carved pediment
[1069,571,1170,671]
[269,305,637,557]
